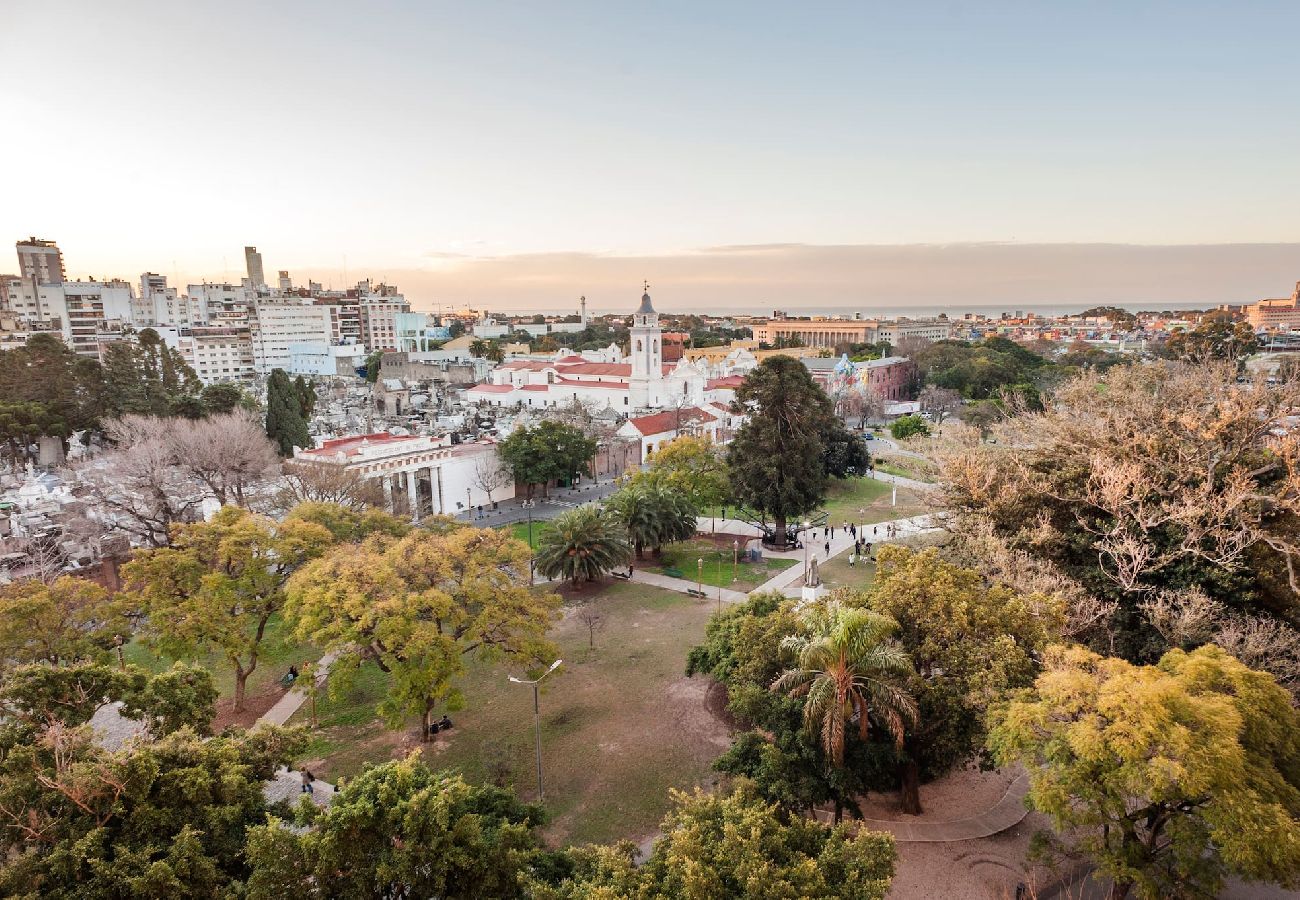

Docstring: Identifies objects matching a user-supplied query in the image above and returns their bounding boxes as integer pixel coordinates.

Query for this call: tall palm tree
[468,338,488,358]
[772,601,916,769]
[535,506,631,587]
[605,480,696,559]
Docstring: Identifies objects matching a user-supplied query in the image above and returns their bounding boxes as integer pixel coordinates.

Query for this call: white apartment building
[249,301,333,373]
[134,273,196,326]
[179,326,256,383]
[4,279,133,356]
[360,297,409,351]
[187,282,254,323]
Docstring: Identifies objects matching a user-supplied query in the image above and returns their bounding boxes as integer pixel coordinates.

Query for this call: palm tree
[484,340,505,363]
[468,338,488,358]
[535,506,631,587]
[604,480,696,559]
[772,601,916,772]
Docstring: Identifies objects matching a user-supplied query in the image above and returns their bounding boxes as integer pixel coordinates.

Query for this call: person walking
[301,769,315,795]
[824,540,830,557]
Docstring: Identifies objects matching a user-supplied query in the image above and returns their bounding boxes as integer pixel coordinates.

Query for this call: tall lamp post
[802,519,811,583]
[697,557,703,594]
[732,539,739,583]
[523,499,536,585]
[508,659,562,801]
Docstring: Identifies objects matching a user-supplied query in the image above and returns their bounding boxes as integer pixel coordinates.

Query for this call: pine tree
[265,369,311,456]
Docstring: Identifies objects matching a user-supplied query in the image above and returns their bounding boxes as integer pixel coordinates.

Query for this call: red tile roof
[467,384,514,393]
[553,362,631,376]
[554,377,625,389]
[626,406,718,436]
[706,376,744,389]
[301,432,422,458]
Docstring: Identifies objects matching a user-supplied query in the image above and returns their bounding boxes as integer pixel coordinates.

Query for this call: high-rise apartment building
[16,237,65,284]
[248,301,333,373]
[277,270,293,292]
[244,246,266,288]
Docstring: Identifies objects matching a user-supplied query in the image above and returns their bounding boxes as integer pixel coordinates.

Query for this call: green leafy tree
[100,328,202,417]
[0,333,101,453]
[265,368,312,456]
[498,420,598,499]
[727,356,835,546]
[822,418,872,478]
[772,600,916,802]
[889,414,928,440]
[286,526,560,739]
[124,506,335,710]
[0,660,218,739]
[0,711,303,898]
[1163,311,1260,361]
[989,644,1300,900]
[199,381,252,416]
[293,375,316,418]
[604,480,697,559]
[867,547,1061,813]
[535,506,631,586]
[284,500,412,543]
[364,350,382,383]
[643,434,731,513]
[647,436,733,512]
[246,754,547,899]
[539,785,896,899]
[0,576,130,668]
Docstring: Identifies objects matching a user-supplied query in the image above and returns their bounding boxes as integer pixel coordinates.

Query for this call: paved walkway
[628,569,748,603]
[853,772,1030,842]
[259,650,340,727]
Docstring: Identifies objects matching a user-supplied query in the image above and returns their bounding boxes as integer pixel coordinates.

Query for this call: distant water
[488,300,1217,319]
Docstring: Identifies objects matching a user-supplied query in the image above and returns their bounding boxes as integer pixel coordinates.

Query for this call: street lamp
[802,519,811,583]
[732,539,739,583]
[697,558,703,594]
[523,499,536,585]
[508,658,562,801]
[467,487,473,520]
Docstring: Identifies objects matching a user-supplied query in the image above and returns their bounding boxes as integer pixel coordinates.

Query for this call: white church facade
[465,289,736,412]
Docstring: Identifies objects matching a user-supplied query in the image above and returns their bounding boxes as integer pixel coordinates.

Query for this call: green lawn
[289,581,731,847]
[505,520,552,550]
[821,476,932,526]
[122,614,321,707]
[648,538,796,589]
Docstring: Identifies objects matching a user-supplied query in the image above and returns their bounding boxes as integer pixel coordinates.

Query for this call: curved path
[855,771,1030,842]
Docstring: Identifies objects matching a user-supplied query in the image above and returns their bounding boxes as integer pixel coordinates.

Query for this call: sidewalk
[259,650,340,727]
[629,569,748,604]
[851,771,1030,842]
[456,477,623,527]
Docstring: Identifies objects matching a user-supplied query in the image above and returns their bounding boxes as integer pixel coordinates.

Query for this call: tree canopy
[0,575,129,668]
[727,356,837,545]
[535,506,630,586]
[265,368,312,456]
[498,420,597,499]
[604,480,696,559]
[989,644,1300,900]
[124,506,336,709]
[1162,312,1259,361]
[285,526,560,738]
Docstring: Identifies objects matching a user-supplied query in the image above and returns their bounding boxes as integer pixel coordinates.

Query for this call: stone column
[431,466,443,515]
[406,469,420,523]
[382,475,394,513]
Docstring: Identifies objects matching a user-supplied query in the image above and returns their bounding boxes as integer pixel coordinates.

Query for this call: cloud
[357,241,1300,315]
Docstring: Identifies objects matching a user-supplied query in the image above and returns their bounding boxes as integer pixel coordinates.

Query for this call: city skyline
[4,1,1300,310]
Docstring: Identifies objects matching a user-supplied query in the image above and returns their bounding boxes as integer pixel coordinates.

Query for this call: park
[3,355,1300,899]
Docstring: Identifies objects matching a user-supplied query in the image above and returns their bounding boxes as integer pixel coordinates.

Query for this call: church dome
[637,291,655,314]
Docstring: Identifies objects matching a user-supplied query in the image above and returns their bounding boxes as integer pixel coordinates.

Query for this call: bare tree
[576,600,606,649]
[77,416,206,548]
[917,385,962,428]
[274,460,385,512]
[471,455,514,503]
[170,410,280,508]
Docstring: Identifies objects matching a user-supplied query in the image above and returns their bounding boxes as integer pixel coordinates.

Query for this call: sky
[3,1,1299,313]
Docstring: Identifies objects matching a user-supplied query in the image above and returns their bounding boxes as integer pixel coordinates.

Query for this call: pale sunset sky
[3,1,1299,313]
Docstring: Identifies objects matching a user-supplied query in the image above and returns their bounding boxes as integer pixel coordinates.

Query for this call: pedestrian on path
[301,769,315,795]
[824,540,830,557]
[830,525,835,539]
[865,542,873,560]
[849,553,857,567]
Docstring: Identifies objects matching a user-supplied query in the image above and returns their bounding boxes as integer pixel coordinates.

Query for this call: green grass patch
[821,476,932,526]
[503,520,552,549]
[122,614,321,703]
[648,539,796,589]
[290,581,729,848]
